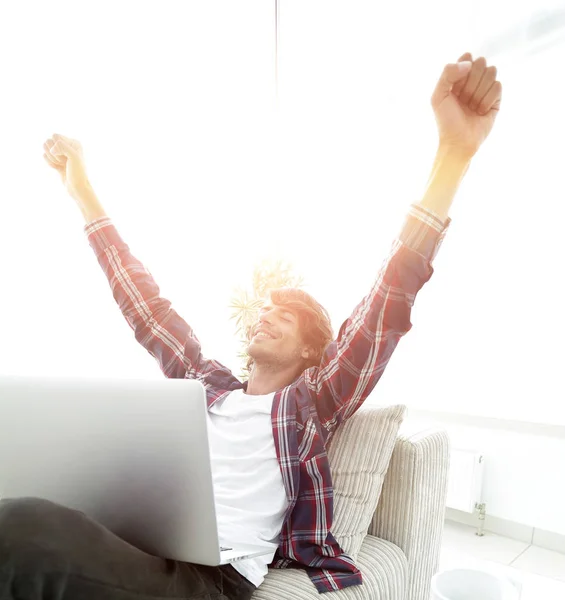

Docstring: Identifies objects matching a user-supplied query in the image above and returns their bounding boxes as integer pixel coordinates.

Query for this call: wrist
[436,142,474,166]
[71,181,94,206]
[417,145,472,223]
[74,184,107,224]
[431,144,473,187]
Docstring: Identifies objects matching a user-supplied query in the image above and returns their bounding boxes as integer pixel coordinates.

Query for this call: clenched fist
[43,134,91,204]
[431,53,502,158]
[43,134,106,223]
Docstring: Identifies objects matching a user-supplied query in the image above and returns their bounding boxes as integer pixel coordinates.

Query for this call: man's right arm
[85,214,224,380]
[44,133,235,382]
[76,182,107,223]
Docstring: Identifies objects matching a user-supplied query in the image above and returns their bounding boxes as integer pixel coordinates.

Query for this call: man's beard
[247,342,302,371]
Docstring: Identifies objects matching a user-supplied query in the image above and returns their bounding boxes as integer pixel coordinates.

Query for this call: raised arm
[308,53,502,434]
[307,204,448,433]
[43,134,235,382]
[83,215,217,380]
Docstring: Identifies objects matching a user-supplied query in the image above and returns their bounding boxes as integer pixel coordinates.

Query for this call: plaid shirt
[85,203,450,593]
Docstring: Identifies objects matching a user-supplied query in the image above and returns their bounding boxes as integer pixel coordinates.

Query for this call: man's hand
[43,133,92,203]
[431,53,502,159]
[43,133,106,223]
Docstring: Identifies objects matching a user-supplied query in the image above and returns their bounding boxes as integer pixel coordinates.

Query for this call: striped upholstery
[327,405,406,560]
[255,423,450,599]
[371,430,451,600]
[252,535,408,600]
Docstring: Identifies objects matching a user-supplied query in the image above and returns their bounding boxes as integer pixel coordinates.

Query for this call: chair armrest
[369,429,450,600]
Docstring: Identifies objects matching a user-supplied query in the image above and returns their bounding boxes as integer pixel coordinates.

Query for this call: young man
[0,53,501,599]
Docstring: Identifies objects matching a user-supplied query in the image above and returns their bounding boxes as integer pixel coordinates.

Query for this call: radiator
[446,449,484,513]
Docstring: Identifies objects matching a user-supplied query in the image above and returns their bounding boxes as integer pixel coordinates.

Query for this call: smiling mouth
[253,331,276,340]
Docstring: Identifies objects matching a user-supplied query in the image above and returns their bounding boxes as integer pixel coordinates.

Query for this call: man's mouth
[253,329,276,340]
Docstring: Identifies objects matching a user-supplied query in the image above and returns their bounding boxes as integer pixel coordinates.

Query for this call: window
[279,1,565,426]
[0,1,274,378]
[1,0,563,426]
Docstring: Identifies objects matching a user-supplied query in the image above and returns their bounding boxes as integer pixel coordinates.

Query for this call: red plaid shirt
[85,203,449,593]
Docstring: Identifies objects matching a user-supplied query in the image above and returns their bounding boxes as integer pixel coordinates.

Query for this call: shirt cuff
[398,204,451,262]
[84,216,127,257]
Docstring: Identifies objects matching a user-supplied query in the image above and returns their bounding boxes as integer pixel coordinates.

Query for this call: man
[0,53,501,599]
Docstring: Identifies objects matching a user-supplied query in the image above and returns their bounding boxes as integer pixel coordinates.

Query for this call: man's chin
[248,342,276,365]
[247,341,265,359]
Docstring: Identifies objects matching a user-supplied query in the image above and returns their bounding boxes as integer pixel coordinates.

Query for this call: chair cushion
[251,534,408,600]
[328,404,406,559]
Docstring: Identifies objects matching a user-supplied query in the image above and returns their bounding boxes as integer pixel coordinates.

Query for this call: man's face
[247,296,310,370]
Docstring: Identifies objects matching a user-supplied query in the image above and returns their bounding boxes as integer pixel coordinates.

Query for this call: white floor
[439,520,565,599]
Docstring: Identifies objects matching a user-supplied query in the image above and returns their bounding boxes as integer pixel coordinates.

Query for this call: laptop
[0,375,274,566]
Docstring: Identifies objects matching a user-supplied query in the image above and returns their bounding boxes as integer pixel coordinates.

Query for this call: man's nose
[259,311,273,324]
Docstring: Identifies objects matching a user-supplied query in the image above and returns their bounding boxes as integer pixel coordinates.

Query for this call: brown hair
[246,287,334,372]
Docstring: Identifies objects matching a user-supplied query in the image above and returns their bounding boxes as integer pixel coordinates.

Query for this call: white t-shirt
[206,388,289,588]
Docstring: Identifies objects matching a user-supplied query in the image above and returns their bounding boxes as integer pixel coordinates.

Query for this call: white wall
[401,409,565,536]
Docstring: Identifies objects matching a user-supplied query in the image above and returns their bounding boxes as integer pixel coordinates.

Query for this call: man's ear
[301,346,313,360]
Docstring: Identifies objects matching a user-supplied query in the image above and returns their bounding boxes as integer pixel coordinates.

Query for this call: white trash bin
[431,568,521,600]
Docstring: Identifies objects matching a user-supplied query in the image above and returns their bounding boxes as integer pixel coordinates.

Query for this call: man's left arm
[306,53,502,432]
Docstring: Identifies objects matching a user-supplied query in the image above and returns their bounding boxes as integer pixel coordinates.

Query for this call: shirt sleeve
[304,204,451,434]
[84,217,230,381]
